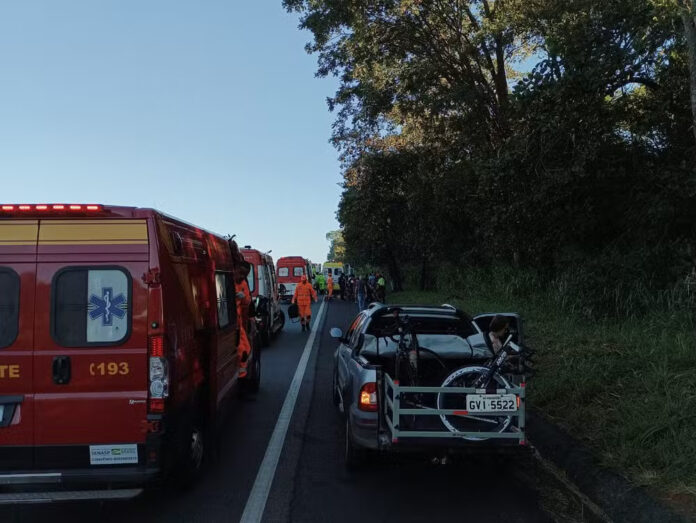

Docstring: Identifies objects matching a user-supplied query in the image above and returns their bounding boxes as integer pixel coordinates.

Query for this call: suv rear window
[0,269,19,348]
[52,267,131,346]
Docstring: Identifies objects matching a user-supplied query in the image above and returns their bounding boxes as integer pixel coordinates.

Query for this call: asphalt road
[1,300,564,523]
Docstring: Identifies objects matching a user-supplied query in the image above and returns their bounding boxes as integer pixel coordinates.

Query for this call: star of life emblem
[88,287,127,326]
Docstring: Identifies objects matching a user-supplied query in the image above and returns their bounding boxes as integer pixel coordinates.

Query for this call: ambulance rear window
[278,267,289,277]
[246,265,255,293]
[0,269,19,349]
[52,267,131,347]
[293,267,304,277]
[215,272,235,329]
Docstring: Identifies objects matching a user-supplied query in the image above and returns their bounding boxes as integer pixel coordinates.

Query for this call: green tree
[288,0,695,314]
[325,230,346,262]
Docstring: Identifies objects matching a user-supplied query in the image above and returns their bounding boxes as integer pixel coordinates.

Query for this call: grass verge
[390,286,696,512]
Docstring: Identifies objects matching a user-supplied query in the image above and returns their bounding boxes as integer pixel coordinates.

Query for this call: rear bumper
[349,406,380,450]
[0,488,144,505]
[0,433,164,490]
[348,405,529,454]
[0,465,161,488]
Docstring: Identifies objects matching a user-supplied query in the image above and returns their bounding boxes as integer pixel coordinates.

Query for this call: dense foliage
[285,0,696,318]
[325,230,346,262]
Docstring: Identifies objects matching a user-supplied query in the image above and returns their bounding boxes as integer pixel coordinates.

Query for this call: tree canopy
[287,0,696,315]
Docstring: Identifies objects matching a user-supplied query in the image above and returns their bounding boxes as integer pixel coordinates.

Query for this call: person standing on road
[235,261,253,378]
[292,274,318,332]
[327,273,334,301]
[376,273,386,303]
[339,273,347,301]
[355,276,366,311]
[316,272,326,296]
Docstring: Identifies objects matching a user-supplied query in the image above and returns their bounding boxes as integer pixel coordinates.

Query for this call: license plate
[466,394,517,413]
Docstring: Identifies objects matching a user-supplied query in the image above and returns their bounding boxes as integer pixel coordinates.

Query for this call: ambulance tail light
[148,335,169,413]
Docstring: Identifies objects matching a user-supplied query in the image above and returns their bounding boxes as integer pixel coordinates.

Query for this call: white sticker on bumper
[89,444,138,465]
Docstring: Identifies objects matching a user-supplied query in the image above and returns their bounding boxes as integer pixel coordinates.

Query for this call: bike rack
[382,373,526,445]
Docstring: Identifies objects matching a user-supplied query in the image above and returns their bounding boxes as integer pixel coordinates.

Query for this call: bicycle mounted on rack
[381,307,534,447]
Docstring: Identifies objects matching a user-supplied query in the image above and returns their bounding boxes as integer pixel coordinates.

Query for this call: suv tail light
[148,335,169,413]
[359,382,378,412]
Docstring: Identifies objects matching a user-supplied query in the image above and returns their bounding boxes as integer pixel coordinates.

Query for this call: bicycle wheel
[436,365,512,441]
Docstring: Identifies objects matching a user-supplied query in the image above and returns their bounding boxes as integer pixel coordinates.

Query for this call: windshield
[367,313,476,339]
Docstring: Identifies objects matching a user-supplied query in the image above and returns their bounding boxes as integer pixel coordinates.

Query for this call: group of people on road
[318,271,387,311]
[354,272,386,310]
[290,269,388,331]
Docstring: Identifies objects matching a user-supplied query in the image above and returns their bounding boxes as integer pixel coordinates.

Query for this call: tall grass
[392,267,696,500]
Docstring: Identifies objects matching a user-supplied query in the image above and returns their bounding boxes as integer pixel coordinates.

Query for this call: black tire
[172,415,207,489]
[275,309,285,335]
[344,416,365,471]
[332,369,341,407]
[260,315,271,347]
[240,343,261,395]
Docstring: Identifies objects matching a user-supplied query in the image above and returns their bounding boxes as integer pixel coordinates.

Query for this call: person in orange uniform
[235,261,253,377]
[327,274,334,301]
[292,274,318,332]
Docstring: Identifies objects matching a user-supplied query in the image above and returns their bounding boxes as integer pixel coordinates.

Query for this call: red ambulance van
[0,204,258,501]
[276,256,311,302]
[241,247,284,345]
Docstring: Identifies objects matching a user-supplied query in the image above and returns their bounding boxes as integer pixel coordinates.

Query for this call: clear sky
[0,1,341,263]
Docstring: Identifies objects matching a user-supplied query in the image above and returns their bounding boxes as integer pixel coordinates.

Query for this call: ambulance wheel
[240,345,261,395]
[260,316,271,347]
[249,346,261,392]
[275,310,285,334]
[173,415,207,488]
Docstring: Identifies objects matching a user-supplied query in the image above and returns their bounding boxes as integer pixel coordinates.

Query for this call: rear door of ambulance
[33,216,150,472]
[0,219,37,471]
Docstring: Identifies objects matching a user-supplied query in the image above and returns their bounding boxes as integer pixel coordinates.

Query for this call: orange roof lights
[0,204,103,214]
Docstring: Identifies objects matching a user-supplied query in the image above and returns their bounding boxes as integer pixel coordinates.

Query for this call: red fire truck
[0,204,259,502]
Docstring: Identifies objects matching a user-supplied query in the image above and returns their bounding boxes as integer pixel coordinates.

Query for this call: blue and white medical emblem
[89,288,127,326]
[86,270,129,343]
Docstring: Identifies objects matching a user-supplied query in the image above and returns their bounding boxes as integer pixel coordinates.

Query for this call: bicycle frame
[473,335,523,389]
[392,315,421,385]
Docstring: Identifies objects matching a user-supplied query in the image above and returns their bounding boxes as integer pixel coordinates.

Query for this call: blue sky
[0,1,341,263]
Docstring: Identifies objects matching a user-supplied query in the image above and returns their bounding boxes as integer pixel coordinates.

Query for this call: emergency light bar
[0,204,103,214]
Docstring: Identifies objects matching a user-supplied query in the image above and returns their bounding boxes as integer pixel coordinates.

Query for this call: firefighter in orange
[292,274,318,332]
[327,274,334,301]
[235,261,253,377]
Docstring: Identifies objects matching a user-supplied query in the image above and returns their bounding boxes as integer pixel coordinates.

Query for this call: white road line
[239,299,328,523]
